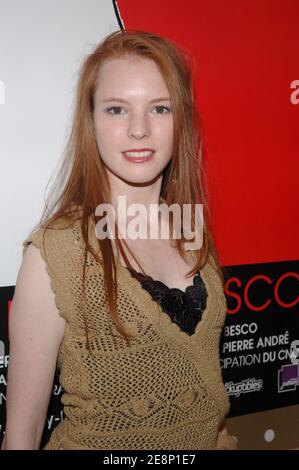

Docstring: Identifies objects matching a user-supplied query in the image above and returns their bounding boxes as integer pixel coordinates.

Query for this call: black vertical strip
[112,0,125,30]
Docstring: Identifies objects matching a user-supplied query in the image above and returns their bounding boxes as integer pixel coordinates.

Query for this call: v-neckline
[116,249,212,343]
[87,209,214,344]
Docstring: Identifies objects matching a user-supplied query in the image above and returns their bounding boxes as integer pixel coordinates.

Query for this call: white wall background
[0,0,120,286]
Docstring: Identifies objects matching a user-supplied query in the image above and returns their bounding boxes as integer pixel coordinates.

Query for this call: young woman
[2,29,236,450]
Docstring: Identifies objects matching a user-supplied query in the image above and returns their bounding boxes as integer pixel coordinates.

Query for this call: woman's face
[92,56,173,187]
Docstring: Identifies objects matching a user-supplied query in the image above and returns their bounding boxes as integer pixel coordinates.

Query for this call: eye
[152,105,172,114]
[106,106,126,115]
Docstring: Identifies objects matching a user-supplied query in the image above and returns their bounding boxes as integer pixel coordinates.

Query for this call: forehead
[94,56,169,100]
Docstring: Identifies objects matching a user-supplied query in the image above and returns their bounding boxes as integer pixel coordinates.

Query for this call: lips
[123,150,154,156]
[122,150,155,163]
[122,149,155,159]
[123,148,155,153]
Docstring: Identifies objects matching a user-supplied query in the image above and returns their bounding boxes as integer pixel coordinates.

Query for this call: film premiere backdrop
[0,0,298,450]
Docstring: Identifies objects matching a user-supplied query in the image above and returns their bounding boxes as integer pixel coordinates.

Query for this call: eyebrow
[101,97,171,103]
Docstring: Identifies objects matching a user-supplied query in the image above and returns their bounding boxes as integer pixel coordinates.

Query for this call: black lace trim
[126,268,208,336]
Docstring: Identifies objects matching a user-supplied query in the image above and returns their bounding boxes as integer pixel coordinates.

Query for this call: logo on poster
[225,378,263,397]
[277,340,299,393]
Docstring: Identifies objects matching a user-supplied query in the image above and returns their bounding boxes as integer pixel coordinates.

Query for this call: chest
[115,238,197,291]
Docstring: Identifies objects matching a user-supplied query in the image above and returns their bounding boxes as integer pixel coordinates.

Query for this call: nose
[128,111,150,139]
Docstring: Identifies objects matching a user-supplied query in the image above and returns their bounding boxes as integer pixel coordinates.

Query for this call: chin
[107,165,164,186]
[120,172,162,186]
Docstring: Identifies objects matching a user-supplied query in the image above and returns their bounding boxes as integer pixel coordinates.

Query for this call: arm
[1,244,66,450]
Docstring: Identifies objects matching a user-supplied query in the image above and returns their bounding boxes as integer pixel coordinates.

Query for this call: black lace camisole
[125,268,208,336]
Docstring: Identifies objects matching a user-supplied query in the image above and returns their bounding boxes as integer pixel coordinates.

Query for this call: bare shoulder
[14,241,66,338]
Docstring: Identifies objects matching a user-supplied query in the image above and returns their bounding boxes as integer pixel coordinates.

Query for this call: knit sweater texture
[22,215,230,450]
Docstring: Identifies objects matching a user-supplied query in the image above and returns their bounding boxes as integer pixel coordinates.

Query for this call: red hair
[36,29,225,353]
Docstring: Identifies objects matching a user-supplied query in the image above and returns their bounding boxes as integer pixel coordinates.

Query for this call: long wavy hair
[36,29,226,353]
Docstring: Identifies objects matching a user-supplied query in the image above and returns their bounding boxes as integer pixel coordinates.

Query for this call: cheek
[157,124,173,152]
[95,121,124,152]
[155,118,173,138]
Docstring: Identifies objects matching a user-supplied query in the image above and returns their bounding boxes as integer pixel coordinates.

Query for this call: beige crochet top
[22,215,230,450]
